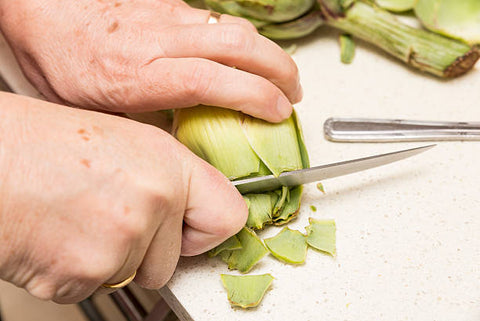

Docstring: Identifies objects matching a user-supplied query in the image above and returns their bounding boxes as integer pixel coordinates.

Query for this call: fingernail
[276,95,292,120]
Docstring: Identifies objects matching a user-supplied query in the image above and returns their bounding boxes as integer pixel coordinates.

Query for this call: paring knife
[232,144,435,194]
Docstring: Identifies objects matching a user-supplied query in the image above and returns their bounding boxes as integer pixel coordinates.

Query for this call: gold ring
[101,270,137,289]
[207,11,221,24]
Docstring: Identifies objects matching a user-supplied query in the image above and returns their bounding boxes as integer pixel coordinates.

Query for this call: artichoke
[202,0,480,77]
[172,105,309,230]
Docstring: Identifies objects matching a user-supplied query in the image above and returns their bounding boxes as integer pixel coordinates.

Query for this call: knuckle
[25,278,57,301]
[218,24,252,52]
[181,59,214,100]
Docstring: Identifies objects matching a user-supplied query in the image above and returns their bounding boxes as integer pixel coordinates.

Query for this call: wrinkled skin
[0,93,248,304]
[0,0,303,304]
[0,0,302,122]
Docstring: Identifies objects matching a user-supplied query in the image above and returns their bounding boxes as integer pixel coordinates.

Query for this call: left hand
[0,0,302,122]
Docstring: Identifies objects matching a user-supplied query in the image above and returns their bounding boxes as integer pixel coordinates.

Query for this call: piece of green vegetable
[306,218,336,256]
[244,194,273,229]
[173,106,309,230]
[258,8,324,40]
[414,0,480,45]
[204,0,315,23]
[310,205,317,212]
[273,185,303,225]
[200,0,480,77]
[264,227,308,264]
[221,274,274,308]
[322,0,480,78]
[209,235,242,257]
[339,33,356,64]
[376,0,415,12]
[220,227,269,273]
[316,182,325,194]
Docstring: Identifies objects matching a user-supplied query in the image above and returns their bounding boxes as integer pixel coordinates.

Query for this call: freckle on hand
[80,159,91,168]
[107,21,119,33]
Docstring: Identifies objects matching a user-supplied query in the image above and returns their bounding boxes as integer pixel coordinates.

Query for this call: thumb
[181,156,248,256]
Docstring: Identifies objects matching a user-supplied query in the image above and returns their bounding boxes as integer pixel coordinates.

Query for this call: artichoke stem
[323,0,480,77]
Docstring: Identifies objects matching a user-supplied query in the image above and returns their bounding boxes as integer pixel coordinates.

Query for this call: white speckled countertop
[160,28,480,321]
[1,26,479,321]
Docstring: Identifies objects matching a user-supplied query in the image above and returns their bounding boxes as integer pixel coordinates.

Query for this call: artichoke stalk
[203,0,480,77]
[172,106,310,231]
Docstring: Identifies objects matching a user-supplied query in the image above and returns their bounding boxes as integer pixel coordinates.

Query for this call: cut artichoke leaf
[273,185,303,225]
[242,114,303,177]
[306,218,336,256]
[264,227,308,264]
[376,0,415,12]
[244,193,273,229]
[291,109,310,169]
[221,274,274,308]
[222,227,269,273]
[209,235,242,257]
[272,186,289,218]
[414,0,480,44]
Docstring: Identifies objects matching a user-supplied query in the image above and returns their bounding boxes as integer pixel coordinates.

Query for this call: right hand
[0,93,248,304]
[0,0,302,122]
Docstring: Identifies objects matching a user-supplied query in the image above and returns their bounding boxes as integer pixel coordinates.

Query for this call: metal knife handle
[324,118,480,142]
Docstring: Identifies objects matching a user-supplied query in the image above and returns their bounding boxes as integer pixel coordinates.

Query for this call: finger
[181,157,248,256]
[158,24,301,103]
[134,57,293,122]
[133,217,183,289]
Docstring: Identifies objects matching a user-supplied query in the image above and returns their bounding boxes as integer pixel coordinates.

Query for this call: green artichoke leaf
[244,193,273,229]
[264,227,308,264]
[375,0,414,12]
[206,0,316,23]
[221,274,274,308]
[204,0,269,27]
[272,186,289,218]
[273,185,303,225]
[415,0,480,44]
[339,33,356,63]
[222,227,269,273]
[173,106,261,180]
[242,114,303,177]
[259,9,324,40]
[209,235,242,257]
[291,109,310,169]
[306,218,336,256]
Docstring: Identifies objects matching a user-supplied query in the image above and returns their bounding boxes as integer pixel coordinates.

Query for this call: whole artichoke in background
[201,0,480,78]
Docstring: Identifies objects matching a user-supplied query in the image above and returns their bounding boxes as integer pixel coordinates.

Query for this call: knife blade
[232,144,435,194]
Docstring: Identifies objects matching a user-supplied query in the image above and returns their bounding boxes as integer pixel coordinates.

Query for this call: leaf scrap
[306,218,336,256]
[221,274,274,309]
[264,227,308,264]
[208,235,242,257]
[221,227,269,273]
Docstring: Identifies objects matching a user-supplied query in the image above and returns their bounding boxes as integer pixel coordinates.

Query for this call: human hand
[0,0,302,122]
[0,92,247,303]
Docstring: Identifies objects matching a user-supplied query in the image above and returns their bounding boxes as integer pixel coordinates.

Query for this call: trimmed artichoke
[173,105,309,230]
